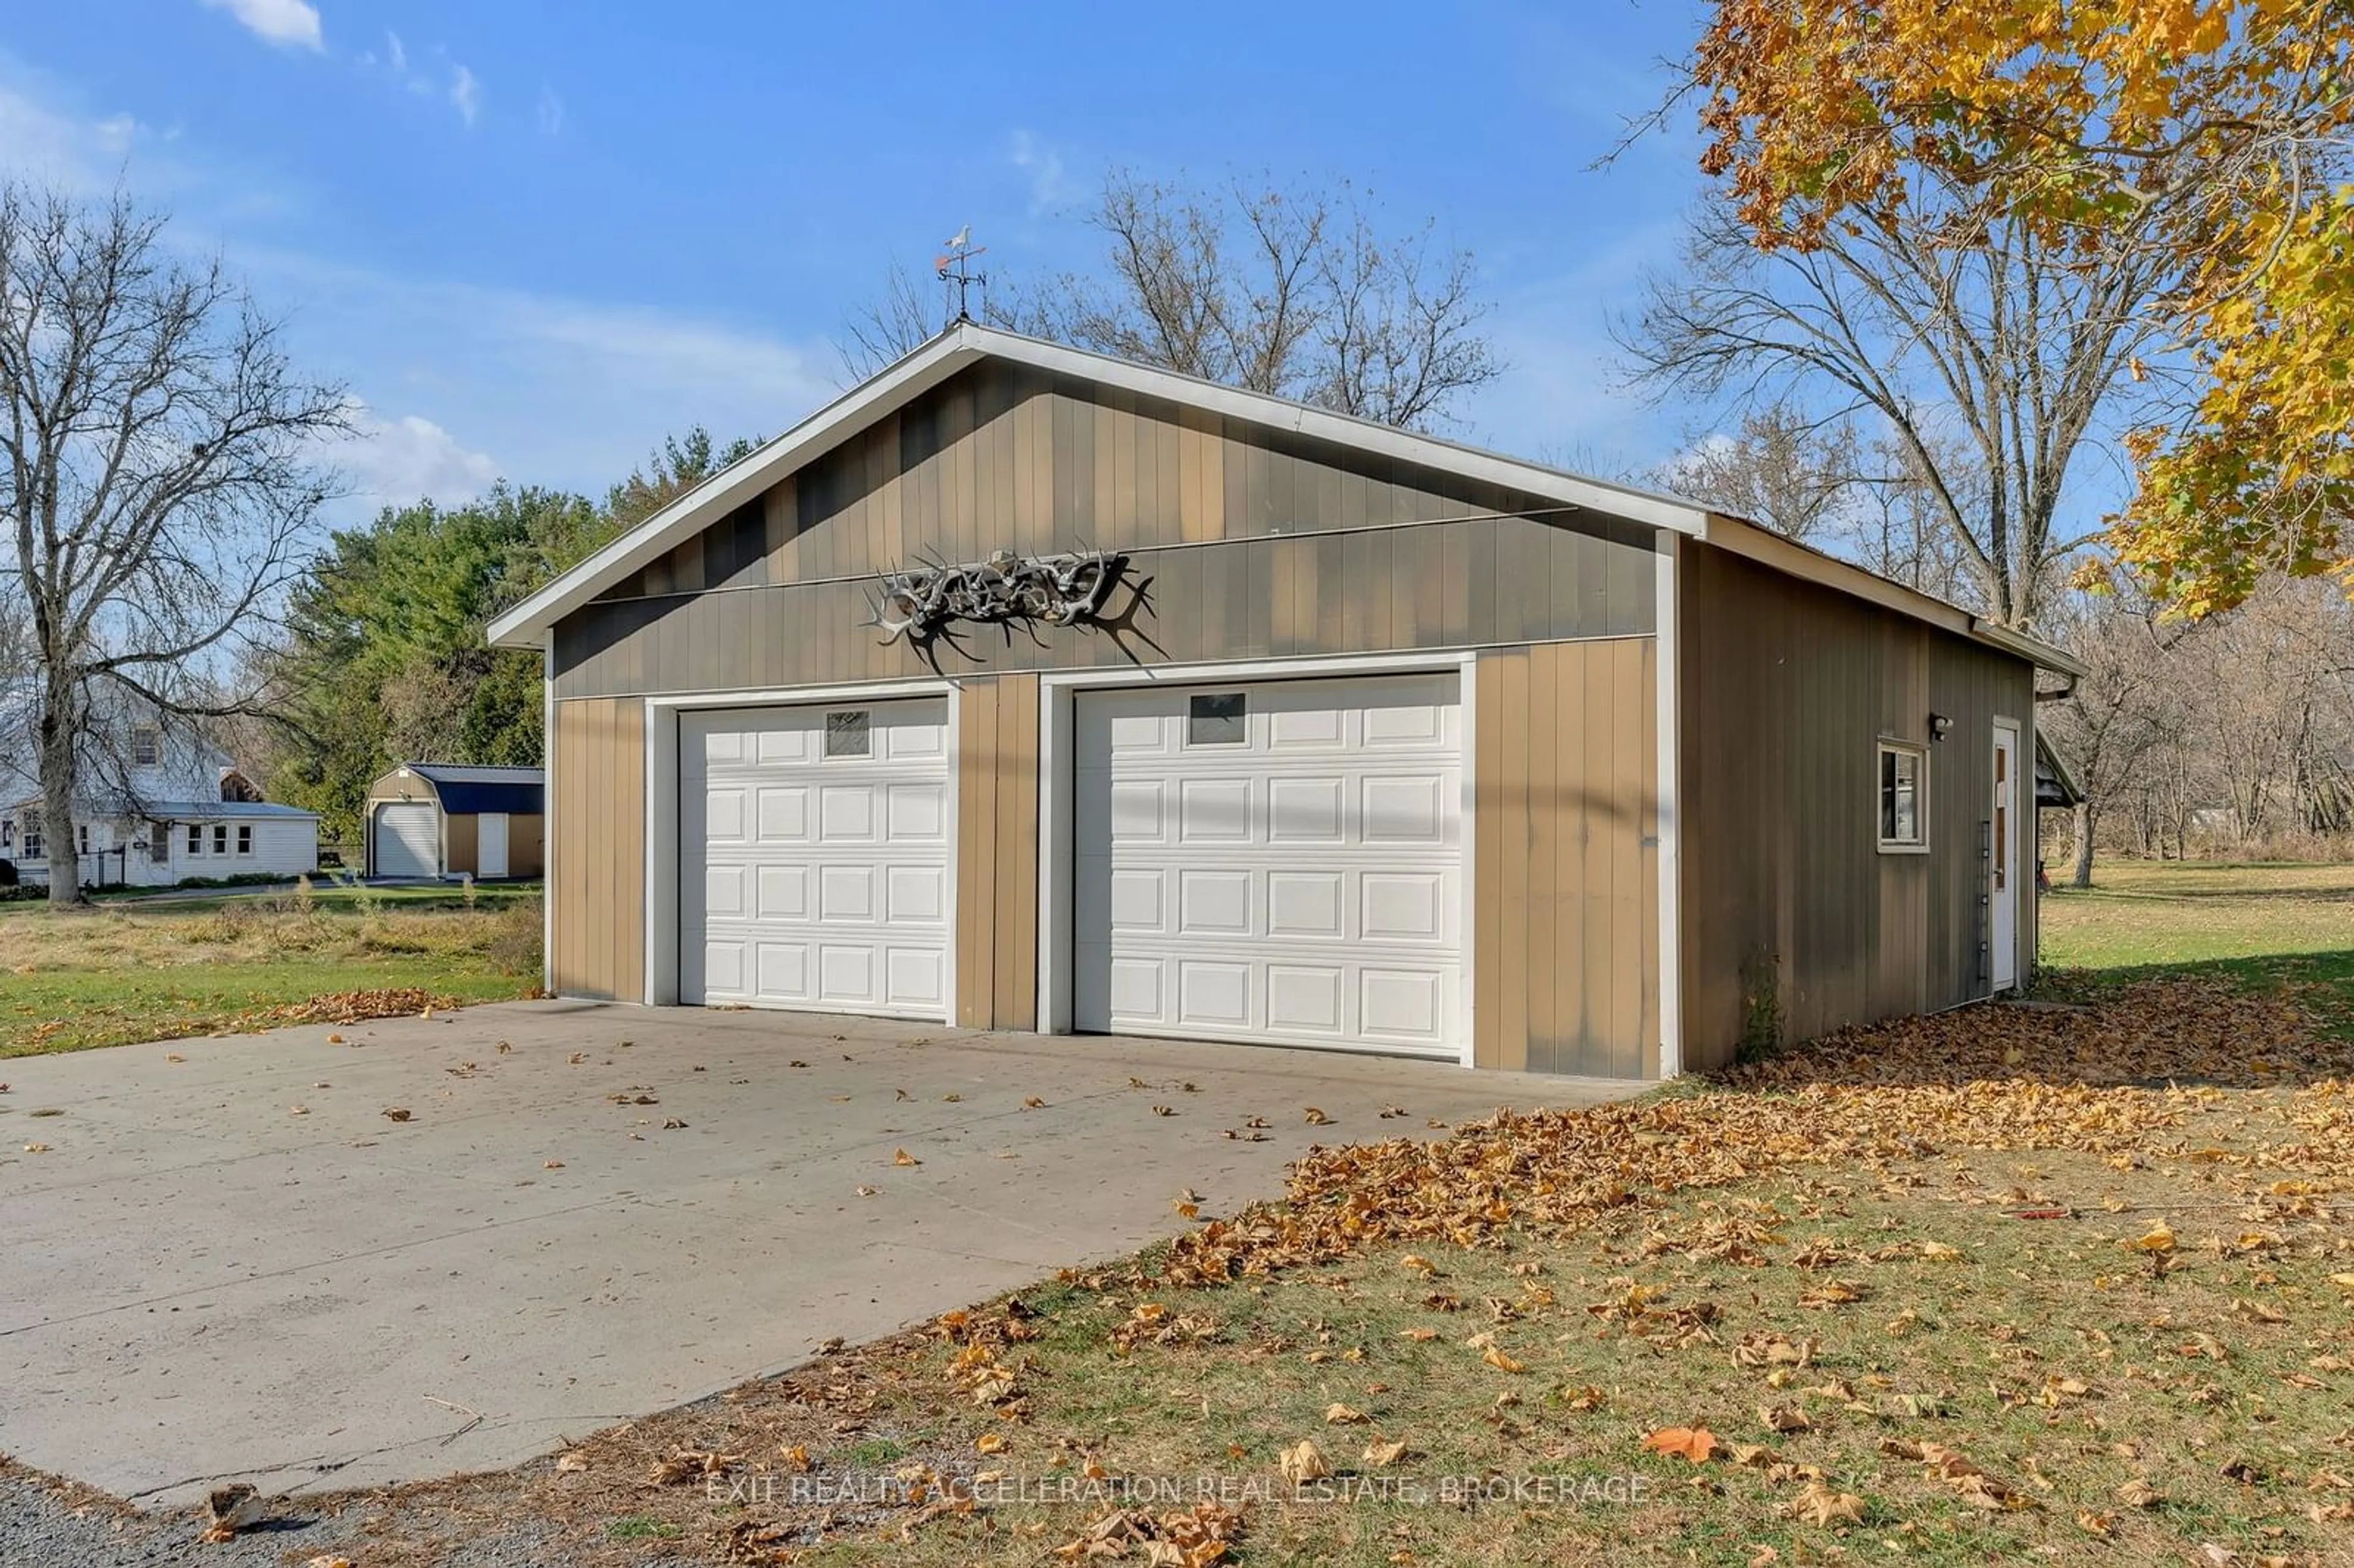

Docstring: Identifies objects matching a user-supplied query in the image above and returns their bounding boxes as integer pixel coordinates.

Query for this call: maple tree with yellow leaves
[1678,0,2354,614]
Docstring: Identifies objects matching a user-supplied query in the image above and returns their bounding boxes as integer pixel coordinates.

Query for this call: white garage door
[373,802,438,878]
[1074,673,1464,1058]
[681,700,951,1019]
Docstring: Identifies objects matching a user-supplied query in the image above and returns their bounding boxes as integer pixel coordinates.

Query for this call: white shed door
[1074,674,1464,1058]
[681,700,951,1018]
[477,812,510,878]
[373,802,438,878]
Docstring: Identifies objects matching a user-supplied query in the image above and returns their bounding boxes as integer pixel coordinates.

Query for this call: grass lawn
[2040,859,2354,1032]
[198,862,2346,1567]
[0,888,542,1057]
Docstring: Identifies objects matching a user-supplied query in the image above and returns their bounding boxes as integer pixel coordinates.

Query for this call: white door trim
[1037,650,1480,1068]
[642,678,959,1011]
[1651,530,1682,1078]
[1991,715,2021,992]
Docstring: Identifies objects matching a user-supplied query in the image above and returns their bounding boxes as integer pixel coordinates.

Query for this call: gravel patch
[0,1469,585,1568]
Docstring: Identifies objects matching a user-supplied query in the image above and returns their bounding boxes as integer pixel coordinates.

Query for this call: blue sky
[3,0,1713,518]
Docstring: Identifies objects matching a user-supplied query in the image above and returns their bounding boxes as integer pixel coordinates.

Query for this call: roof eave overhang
[486,322,1715,652]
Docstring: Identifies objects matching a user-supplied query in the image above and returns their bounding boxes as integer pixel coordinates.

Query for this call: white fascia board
[488,322,1713,650]
[1968,619,2089,680]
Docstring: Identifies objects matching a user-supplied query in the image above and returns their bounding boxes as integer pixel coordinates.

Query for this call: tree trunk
[38,686,83,908]
[2070,801,2096,888]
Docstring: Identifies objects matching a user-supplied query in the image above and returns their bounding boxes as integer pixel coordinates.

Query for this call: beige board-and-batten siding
[548,697,644,1002]
[549,360,1655,699]
[543,362,1664,1074]
[547,641,1658,1073]
[1677,542,2037,1070]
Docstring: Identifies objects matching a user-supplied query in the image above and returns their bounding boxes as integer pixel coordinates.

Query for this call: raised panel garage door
[372,802,438,878]
[682,700,951,1018]
[1073,674,1464,1058]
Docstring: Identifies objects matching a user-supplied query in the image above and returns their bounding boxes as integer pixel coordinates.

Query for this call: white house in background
[0,693,319,889]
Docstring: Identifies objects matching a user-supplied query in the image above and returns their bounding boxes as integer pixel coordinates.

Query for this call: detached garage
[364,764,545,880]
[487,323,2081,1077]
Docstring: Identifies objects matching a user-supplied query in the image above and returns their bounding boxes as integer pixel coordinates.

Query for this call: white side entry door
[1991,718,2020,991]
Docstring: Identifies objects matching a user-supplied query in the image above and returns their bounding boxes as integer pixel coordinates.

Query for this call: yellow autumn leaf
[893,1148,920,1166]
[1362,1437,1409,1467]
[1482,1346,1525,1374]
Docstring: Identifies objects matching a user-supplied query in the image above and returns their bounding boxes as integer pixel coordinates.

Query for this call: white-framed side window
[213,823,229,855]
[1878,739,1929,853]
[188,823,204,856]
[150,820,170,859]
[131,727,160,767]
[236,824,253,856]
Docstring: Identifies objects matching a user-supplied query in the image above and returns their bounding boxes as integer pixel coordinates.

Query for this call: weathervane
[935,226,988,325]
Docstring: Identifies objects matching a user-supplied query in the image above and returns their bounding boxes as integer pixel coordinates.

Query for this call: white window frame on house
[1877,739,1930,854]
[131,727,160,766]
[150,820,170,859]
[18,812,38,861]
[236,824,253,856]
[213,823,229,855]
[188,823,204,856]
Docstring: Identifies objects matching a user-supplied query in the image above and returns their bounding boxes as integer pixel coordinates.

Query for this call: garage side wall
[1677,544,2036,1070]
[550,696,646,1000]
[1472,637,1659,1077]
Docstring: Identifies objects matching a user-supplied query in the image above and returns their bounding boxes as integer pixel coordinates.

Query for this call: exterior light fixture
[1928,712,1954,742]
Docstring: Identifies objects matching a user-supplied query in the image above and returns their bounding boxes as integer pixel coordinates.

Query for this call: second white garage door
[1073,674,1465,1058]
[681,699,951,1018]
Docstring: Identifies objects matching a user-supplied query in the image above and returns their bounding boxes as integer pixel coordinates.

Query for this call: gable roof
[482,320,2084,679]
[486,322,1716,652]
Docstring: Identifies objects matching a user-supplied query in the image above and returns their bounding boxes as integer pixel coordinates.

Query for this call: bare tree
[1623,187,2172,629]
[843,170,1503,432]
[2041,588,2184,885]
[1658,403,1862,545]
[0,186,346,905]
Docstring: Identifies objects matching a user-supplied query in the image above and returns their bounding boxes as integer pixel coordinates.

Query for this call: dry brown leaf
[976,1432,1007,1453]
[1278,1438,1331,1483]
[1398,1327,1439,1342]
[2117,1477,2164,1509]
[1482,1345,1525,1374]
[894,1148,920,1166]
[1325,1403,1370,1425]
[554,1451,589,1472]
[381,1107,413,1122]
[1761,1404,1811,1433]
[1303,1106,1331,1125]
[1362,1437,1409,1468]
[1786,1479,1864,1527]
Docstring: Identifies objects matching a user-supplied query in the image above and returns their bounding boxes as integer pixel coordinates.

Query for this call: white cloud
[1008,129,1080,217]
[449,64,479,127]
[332,402,502,506]
[199,0,322,52]
[385,31,407,74]
[535,85,563,138]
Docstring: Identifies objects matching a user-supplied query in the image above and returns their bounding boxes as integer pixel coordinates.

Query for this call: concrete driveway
[0,1003,1636,1506]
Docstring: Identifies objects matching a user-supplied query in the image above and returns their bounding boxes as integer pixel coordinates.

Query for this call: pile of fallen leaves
[1162,979,2354,1285]
[260,989,460,1026]
[1051,1500,1244,1564]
